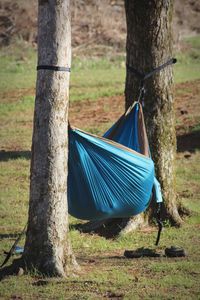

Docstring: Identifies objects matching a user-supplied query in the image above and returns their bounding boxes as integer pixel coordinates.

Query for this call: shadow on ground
[0,129,199,162]
[0,258,24,281]
[0,150,31,161]
[70,218,131,239]
[177,130,200,152]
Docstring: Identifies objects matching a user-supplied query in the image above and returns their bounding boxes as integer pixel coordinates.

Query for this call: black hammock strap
[127,58,177,102]
[143,58,176,81]
[0,223,27,268]
[37,65,71,72]
[155,202,163,246]
[126,58,177,82]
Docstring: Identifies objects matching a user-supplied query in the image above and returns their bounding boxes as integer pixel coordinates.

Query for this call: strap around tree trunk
[126,58,177,81]
[127,58,177,103]
[37,65,71,72]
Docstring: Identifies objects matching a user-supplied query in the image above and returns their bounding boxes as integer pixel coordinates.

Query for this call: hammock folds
[68,102,162,221]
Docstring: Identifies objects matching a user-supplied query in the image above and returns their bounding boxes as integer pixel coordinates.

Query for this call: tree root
[77,200,191,239]
[177,202,192,217]
[79,214,147,238]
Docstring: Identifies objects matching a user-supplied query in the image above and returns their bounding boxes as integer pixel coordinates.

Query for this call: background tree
[124,0,183,227]
[82,0,184,236]
[23,0,77,276]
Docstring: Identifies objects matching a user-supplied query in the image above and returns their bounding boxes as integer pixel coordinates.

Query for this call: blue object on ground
[14,246,24,255]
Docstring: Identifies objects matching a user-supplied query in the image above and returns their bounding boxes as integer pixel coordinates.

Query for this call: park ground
[0,36,200,299]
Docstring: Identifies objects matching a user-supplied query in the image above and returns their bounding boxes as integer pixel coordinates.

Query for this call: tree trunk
[79,1,183,238]
[124,0,182,226]
[23,0,78,276]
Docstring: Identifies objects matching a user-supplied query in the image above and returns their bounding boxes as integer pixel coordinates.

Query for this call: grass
[0,36,200,102]
[0,43,37,91]
[174,36,200,83]
[0,36,200,299]
[0,43,125,101]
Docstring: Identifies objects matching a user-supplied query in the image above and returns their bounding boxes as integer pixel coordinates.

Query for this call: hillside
[0,0,199,54]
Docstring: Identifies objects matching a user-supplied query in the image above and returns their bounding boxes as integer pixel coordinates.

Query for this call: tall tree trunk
[74,1,183,238]
[80,0,182,238]
[124,0,182,226]
[23,0,77,276]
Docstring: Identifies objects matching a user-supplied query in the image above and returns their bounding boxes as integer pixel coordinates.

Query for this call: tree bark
[78,1,183,238]
[124,0,182,226]
[23,0,78,276]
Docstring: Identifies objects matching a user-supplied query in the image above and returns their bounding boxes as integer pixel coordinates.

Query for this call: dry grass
[1,0,200,55]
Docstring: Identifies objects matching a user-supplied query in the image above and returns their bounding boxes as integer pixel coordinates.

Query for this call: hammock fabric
[68,102,162,221]
[103,102,162,204]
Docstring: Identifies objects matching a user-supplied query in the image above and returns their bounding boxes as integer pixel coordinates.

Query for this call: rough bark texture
[77,0,182,238]
[23,0,77,276]
[124,0,182,225]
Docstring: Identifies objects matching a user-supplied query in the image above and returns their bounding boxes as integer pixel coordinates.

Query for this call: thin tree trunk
[124,0,182,226]
[23,0,78,276]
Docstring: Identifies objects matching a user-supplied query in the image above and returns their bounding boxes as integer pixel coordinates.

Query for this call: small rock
[17,267,24,276]
[180,109,188,115]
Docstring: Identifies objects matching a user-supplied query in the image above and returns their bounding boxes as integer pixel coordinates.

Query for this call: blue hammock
[68,102,162,221]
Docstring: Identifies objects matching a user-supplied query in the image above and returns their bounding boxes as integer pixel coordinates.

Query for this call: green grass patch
[175,35,200,83]
[191,123,200,133]
[0,44,37,91]
[0,36,200,105]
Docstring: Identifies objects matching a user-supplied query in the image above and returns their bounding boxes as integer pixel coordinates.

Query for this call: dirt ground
[70,80,200,147]
[1,80,199,150]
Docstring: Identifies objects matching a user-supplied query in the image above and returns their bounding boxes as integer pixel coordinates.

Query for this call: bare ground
[1,80,200,152]
[70,80,200,147]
